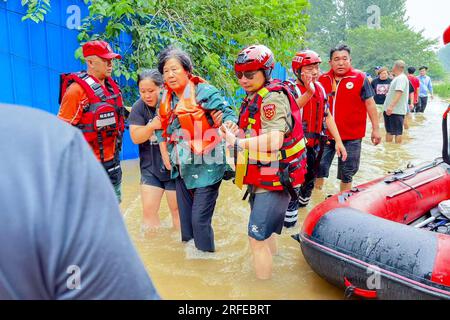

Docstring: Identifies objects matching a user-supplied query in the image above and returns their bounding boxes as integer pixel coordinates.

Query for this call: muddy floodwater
[120,99,448,299]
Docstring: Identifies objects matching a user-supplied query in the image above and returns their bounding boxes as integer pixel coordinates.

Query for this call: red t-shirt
[407,75,420,104]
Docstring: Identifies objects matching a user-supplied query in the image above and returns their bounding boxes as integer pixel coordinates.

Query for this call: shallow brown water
[120,99,448,300]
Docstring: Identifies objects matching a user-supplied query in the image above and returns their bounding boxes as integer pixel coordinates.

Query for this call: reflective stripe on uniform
[247,138,306,163]
[257,87,270,98]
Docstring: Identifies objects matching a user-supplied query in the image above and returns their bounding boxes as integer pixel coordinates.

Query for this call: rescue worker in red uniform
[284,50,348,228]
[316,44,381,192]
[58,40,124,202]
[222,45,307,279]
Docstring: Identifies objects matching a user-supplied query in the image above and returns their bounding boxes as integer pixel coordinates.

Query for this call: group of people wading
[58,40,381,280]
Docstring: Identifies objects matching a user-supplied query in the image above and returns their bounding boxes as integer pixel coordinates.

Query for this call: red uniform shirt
[319,68,372,140]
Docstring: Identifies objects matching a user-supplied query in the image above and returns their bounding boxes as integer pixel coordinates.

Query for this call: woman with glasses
[157,46,238,253]
[128,69,180,232]
[221,45,307,279]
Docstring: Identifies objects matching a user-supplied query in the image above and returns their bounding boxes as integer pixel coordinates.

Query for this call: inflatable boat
[297,106,450,299]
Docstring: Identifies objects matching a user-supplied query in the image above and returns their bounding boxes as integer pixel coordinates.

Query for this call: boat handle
[344,277,378,299]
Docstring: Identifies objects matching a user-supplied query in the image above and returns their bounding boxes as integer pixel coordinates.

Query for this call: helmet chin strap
[294,68,304,86]
[264,68,273,81]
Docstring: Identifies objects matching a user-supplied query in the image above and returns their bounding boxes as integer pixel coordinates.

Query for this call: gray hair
[394,60,406,70]
[157,46,193,75]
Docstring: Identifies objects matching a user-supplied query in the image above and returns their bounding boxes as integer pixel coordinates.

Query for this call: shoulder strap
[105,77,122,97]
[66,72,108,103]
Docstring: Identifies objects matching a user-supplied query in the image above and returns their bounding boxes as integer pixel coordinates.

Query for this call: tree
[307,0,406,57]
[20,0,51,23]
[439,45,450,74]
[306,0,446,80]
[75,0,309,104]
[347,19,446,79]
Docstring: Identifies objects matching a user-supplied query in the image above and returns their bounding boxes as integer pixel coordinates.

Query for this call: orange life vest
[159,76,220,155]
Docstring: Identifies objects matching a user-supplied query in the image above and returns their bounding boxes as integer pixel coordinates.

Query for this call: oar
[413,207,442,228]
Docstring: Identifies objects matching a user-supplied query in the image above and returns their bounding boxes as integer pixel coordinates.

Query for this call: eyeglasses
[235,70,258,80]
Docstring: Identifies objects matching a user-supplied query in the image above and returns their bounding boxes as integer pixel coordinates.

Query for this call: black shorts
[140,168,176,191]
[383,112,405,136]
[317,139,362,183]
[248,190,291,241]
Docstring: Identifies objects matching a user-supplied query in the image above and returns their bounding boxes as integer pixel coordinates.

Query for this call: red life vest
[236,79,307,193]
[318,68,367,140]
[297,81,328,148]
[59,72,125,163]
[159,76,220,155]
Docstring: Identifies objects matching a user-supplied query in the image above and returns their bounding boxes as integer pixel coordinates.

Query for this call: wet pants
[175,177,221,252]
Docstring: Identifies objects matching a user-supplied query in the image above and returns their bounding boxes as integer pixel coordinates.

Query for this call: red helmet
[234,45,275,78]
[444,26,450,45]
[292,50,322,76]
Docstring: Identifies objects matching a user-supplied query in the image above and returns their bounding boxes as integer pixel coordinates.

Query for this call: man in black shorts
[383,60,410,144]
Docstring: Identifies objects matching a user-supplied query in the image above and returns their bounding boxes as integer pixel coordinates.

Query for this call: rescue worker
[58,40,124,202]
[284,50,348,228]
[222,45,307,279]
[315,44,381,192]
[157,46,238,253]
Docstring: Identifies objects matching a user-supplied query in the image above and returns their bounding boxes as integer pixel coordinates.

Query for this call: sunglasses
[235,70,259,80]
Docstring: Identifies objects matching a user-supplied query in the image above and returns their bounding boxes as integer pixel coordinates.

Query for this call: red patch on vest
[262,104,276,120]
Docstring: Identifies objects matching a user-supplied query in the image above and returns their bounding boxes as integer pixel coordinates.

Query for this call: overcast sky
[405,0,449,46]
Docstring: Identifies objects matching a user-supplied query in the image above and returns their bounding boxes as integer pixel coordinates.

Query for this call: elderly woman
[157,47,238,252]
[128,69,179,231]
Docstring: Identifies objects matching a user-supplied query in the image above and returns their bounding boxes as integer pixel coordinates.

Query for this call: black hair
[419,66,428,71]
[407,67,416,74]
[137,69,163,87]
[329,44,351,60]
[157,46,193,75]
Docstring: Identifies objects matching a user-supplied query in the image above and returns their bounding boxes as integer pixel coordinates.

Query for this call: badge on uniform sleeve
[346,82,354,90]
[262,104,276,120]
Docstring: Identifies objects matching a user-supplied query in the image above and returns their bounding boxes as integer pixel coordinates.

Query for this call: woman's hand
[224,120,240,135]
[220,124,237,145]
[149,116,162,129]
[162,156,172,171]
[210,110,224,128]
[159,141,172,171]
[335,141,348,161]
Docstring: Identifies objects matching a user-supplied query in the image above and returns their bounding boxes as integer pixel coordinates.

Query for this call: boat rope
[396,179,423,199]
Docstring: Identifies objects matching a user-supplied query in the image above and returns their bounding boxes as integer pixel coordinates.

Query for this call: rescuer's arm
[129,117,161,145]
[57,83,87,125]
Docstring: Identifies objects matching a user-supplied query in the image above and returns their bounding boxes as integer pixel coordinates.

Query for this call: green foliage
[76,0,309,104]
[347,19,446,79]
[307,0,406,58]
[306,0,447,80]
[20,0,51,23]
[434,82,450,99]
[438,45,450,73]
